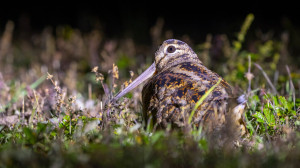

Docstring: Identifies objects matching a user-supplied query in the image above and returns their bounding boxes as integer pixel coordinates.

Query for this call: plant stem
[188,78,222,124]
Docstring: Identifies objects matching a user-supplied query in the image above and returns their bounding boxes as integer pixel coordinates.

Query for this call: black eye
[166,45,176,53]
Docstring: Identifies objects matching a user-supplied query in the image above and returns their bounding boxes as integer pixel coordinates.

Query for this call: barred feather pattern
[142,39,245,134]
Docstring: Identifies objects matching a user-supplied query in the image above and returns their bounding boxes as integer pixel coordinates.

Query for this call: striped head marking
[155,39,201,72]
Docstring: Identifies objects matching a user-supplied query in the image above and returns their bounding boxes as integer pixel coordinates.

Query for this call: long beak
[113,62,156,100]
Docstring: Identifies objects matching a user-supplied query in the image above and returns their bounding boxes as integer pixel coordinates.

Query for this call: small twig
[286,65,296,111]
[33,90,40,122]
[254,63,278,94]
[255,124,260,133]
[264,123,271,142]
[88,83,92,100]
[274,71,279,89]
[247,55,252,93]
[22,96,25,125]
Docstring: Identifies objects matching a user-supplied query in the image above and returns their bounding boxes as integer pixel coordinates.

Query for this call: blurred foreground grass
[0,14,300,167]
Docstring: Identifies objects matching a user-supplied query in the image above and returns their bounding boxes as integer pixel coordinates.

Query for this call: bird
[113,39,246,134]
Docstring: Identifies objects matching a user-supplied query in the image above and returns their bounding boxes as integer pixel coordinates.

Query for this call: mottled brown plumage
[114,39,246,134]
[142,39,231,129]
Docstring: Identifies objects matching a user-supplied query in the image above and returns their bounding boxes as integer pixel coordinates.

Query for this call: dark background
[0,2,298,44]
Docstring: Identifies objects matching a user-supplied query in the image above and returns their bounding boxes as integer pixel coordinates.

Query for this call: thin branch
[286,65,296,111]
[247,55,252,93]
[254,63,278,95]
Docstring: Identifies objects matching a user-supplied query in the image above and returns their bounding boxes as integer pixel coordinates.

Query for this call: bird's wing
[142,63,230,128]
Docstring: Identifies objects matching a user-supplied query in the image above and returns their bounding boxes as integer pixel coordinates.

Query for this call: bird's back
[142,61,232,129]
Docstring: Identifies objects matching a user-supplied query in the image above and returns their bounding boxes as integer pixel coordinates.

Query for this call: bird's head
[113,39,200,100]
[155,39,201,72]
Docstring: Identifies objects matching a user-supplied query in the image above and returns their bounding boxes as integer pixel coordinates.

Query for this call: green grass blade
[188,78,222,124]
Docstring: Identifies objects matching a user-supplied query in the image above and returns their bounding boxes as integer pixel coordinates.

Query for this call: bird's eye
[166,45,176,53]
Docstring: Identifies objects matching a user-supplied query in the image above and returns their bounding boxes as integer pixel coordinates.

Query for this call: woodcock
[114,39,246,134]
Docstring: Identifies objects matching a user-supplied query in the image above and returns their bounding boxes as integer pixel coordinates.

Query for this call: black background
[0,2,298,43]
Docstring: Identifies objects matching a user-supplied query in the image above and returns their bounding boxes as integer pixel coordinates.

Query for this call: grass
[188,78,222,124]
[0,14,300,167]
